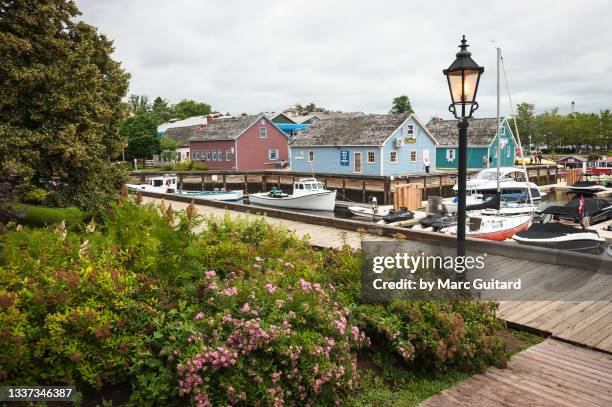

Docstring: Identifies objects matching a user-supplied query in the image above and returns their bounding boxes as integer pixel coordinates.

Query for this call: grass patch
[9,203,84,227]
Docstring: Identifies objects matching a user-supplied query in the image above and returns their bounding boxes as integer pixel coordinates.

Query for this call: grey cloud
[77,0,612,121]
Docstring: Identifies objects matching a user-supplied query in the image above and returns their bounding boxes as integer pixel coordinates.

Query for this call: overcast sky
[77,0,612,121]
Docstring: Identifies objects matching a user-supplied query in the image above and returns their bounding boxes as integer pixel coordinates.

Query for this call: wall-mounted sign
[404,137,416,144]
[340,150,350,166]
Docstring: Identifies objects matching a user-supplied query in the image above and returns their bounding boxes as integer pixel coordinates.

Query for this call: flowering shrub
[0,199,508,405]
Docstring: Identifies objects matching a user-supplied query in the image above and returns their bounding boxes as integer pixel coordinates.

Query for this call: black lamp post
[443,35,484,260]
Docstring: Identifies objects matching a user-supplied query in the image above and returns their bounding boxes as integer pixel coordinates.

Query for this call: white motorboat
[248,178,336,211]
[440,212,533,241]
[453,167,542,201]
[513,223,606,254]
[348,205,394,219]
[126,175,244,202]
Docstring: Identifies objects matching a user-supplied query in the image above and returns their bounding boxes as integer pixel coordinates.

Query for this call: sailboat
[438,46,535,240]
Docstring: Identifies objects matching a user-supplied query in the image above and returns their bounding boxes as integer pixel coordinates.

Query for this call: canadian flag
[578,195,585,217]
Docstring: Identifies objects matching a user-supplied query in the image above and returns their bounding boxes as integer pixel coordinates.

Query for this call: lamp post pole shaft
[457,117,469,259]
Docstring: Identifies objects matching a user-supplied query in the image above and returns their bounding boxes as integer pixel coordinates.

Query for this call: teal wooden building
[427,118,516,170]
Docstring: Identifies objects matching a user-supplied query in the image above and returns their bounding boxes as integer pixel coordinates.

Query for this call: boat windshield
[475,171,498,180]
[152,179,163,187]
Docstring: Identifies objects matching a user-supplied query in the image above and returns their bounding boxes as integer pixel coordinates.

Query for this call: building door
[354,152,362,173]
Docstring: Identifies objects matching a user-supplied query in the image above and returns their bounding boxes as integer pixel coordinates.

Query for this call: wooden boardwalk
[142,196,612,353]
[420,339,612,407]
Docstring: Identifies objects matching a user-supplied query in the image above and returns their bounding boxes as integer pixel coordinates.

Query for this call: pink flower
[194,312,205,321]
[242,303,250,312]
[264,283,277,294]
[205,270,216,279]
[221,287,238,296]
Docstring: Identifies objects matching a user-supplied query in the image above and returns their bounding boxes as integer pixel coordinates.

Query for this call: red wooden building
[189,115,289,170]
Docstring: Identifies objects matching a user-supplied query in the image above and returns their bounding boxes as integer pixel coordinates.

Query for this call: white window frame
[226,149,231,161]
[268,149,279,160]
[500,126,506,136]
[194,150,201,160]
[218,150,222,160]
[367,151,375,164]
[206,150,211,160]
[308,150,314,162]
[390,151,397,163]
[259,127,267,138]
[410,150,417,163]
[212,150,217,161]
[407,124,414,136]
[506,145,511,158]
[447,149,456,161]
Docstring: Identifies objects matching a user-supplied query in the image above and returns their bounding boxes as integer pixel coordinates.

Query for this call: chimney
[207,114,214,124]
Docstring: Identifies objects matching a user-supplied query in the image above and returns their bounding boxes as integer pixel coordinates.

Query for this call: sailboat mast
[496,46,501,193]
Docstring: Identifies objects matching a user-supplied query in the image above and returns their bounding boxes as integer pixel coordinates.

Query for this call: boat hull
[126,184,243,202]
[249,191,336,211]
[513,235,605,253]
[441,214,533,241]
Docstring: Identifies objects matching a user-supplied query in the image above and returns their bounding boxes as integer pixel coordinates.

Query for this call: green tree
[151,96,173,124]
[0,0,130,210]
[159,137,179,162]
[390,95,414,115]
[514,102,536,151]
[172,99,212,119]
[120,114,160,160]
[128,94,151,114]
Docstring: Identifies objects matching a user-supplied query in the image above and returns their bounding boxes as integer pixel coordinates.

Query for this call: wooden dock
[420,339,612,407]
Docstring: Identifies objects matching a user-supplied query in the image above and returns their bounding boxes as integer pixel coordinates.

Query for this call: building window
[206,150,211,160]
[367,151,375,164]
[212,150,217,161]
[447,149,455,161]
[268,149,279,160]
[500,127,506,136]
[194,150,200,160]
[308,150,314,162]
[226,150,231,161]
[260,119,266,125]
[407,124,414,136]
[218,150,222,161]
[410,150,417,163]
[260,127,267,138]
[186,151,190,157]
[506,145,511,158]
[390,151,397,163]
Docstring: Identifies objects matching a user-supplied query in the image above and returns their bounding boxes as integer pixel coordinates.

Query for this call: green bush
[8,204,84,227]
[0,200,508,405]
[192,162,208,171]
[22,188,48,205]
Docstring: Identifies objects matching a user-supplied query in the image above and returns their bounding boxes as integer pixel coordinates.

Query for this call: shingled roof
[426,118,503,146]
[290,114,410,146]
[189,115,262,141]
[163,125,202,147]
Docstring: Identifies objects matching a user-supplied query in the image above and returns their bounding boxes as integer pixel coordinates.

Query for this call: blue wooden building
[427,118,516,170]
[289,114,438,175]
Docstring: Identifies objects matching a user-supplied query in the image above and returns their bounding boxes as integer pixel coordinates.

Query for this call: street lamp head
[443,35,484,119]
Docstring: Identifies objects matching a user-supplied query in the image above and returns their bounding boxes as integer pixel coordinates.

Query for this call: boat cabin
[293,178,326,195]
[473,167,528,183]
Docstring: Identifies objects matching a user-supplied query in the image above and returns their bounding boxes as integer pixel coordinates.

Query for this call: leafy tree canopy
[172,99,212,120]
[119,114,160,160]
[512,103,611,153]
[0,0,130,210]
[293,103,328,115]
[390,95,414,115]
